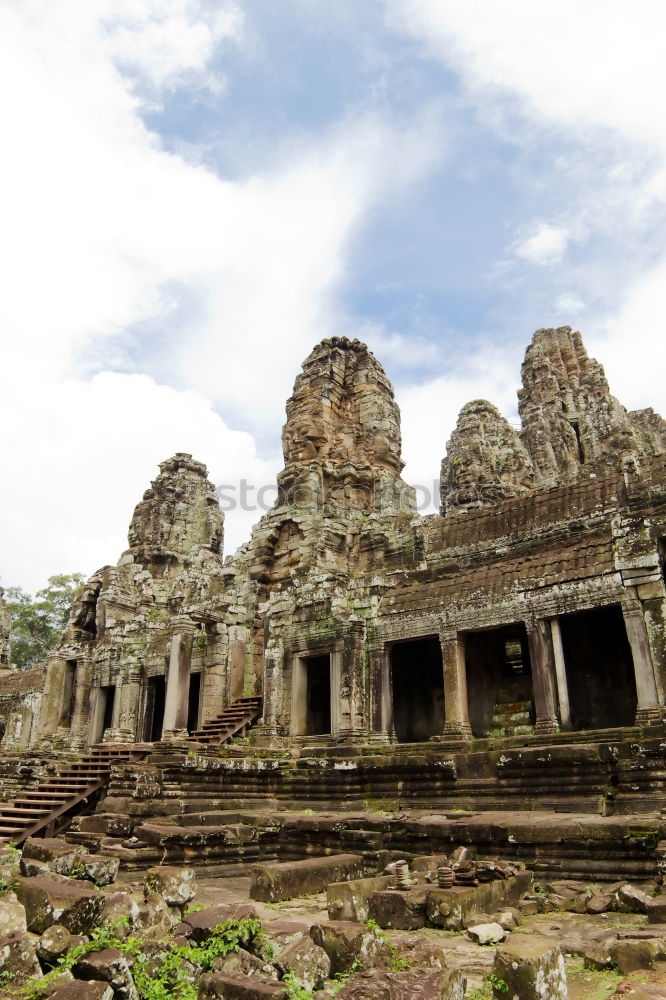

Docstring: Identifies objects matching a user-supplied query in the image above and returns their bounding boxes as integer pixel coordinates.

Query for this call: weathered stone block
[0,929,41,979]
[609,939,658,974]
[176,903,258,943]
[49,983,114,1000]
[251,855,364,903]
[144,865,196,905]
[310,919,389,976]
[74,947,138,1000]
[467,922,506,944]
[37,923,72,961]
[0,892,26,936]
[493,935,567,1000]
[327,875,391,922]
[100,891,140,933]
[22,838,88,877]
[368,889,428,930]
[83,855,119,887]
[646,895,666,923]
[14,875,105,934]
[274,936,331,991]
[425,872,531,930]
[214,947,277,979]
[616,884,653,913]
[198,972,288,999]
[333,967,465,999]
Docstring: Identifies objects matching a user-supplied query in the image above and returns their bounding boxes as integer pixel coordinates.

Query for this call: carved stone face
[450,450,487,489]
[284,417,326,462]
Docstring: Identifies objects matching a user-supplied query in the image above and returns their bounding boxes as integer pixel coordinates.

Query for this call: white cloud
[387,1,666,150]
[0,371,279,594]
[386,0,666,416]
[0,1,444,590]
[514,224,570,267]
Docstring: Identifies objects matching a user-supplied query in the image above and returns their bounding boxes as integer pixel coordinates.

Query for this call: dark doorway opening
[101,685,115,734]
[465,625,534,737]
[305,655,331,735]
[390,638,444,743]
[187,673,202,734]
[560,605,636,730]
[143,676,165,742]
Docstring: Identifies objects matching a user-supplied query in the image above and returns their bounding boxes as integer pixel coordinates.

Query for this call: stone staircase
[189,696,263,745]
[0,744,145,846]
[486,700,535,739]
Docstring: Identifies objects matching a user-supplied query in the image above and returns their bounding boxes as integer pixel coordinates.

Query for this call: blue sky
[1,0,665,591]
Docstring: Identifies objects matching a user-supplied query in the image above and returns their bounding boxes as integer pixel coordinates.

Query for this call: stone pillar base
[535,717,560,736]
[438,722,473,742]
[635,706,664,726]
[252,724,287,748]
[103,728,135,744]
[160,728,189,743]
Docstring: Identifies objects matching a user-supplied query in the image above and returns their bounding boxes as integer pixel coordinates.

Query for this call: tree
[4,573,85,670]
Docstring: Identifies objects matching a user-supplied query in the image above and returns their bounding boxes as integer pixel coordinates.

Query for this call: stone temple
[1,325,666,880]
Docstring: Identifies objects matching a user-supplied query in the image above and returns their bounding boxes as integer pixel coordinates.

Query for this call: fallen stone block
[609,939,658,974]
[214,947,278,979]
[368,889,428,930]
[100,891,141,934]
[252,919,310,961]
[144,865,196,905]
[493,934,567,1000]
[251,854,364,903]
[135,893,179,937]
[21,838,88,877]
[0,892,27,936]
[587,892,614,914]
[310,919,389,976]
[37,923,72,961]
[176,903,258,943]
[0,930,41,979]
[467,922,506,945]
[607,986,666,1000]
[49,983,114,1000]
[616,884,653,914]
[14,874,105,934]
[327,875,391,922]
[83,855,119,887]
[199,972,288,999]
[77,814,132,838]
[333,967,466,999]
[646,895,666,923]
[274,935,331,991]
[74,947,138,1000]
[425,872,532,930]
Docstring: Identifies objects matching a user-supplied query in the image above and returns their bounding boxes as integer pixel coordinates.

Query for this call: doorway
[390,638,444,742]
[464,625,534,737]
[560,606,636,730]
[143,676,165,742]
[187,673,202,733]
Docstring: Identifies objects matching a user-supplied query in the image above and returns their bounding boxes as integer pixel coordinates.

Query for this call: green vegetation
[366,918,413,972]
[4,573,85,669]
[19,917,264,1000]
[467,972,508,1000]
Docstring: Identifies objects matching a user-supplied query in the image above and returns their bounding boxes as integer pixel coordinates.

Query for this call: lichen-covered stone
[143,866,196,906]
[333,967,466,999]
[273,935,331,990]
[493,934,567,1000]
[14,874,105,934]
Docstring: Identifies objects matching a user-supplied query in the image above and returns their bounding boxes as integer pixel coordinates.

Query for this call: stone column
[549,618,571,731]
[35,657,67,749]
[162,617,195,740]
[116,668,142,742]
[253,644,287,746]
[526,618,560,735]
[622,597,662,725]
[68,656,92,751]
[434,632,472,741]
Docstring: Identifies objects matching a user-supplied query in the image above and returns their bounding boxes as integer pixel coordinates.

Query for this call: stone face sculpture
[440,400,535,513]
[518,326,646,483]
[441,327,666,511]
[278,336,413,514]
[126,453,223,565]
